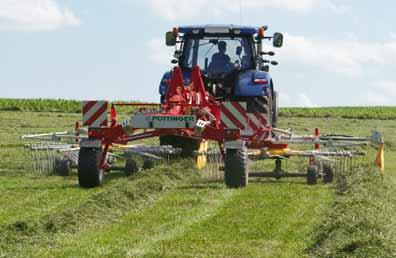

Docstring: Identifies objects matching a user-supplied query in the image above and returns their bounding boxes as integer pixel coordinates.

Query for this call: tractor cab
[159,25,283,103]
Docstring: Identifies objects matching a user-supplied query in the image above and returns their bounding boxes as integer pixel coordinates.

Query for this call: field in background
[1,98,396,119]
[0,99,395,258]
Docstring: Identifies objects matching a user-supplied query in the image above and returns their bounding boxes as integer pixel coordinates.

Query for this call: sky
[0,0,395,107]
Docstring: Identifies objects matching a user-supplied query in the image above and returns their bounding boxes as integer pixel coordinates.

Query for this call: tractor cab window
[181,36,254,77]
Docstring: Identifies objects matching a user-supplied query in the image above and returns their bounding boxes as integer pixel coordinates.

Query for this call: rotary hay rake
[21,67,382,187]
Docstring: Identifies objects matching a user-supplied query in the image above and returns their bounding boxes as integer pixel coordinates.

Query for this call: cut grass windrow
[309,166,396,258]
[0,161,201,258]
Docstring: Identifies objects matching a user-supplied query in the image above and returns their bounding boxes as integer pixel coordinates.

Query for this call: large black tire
[323,164,334,184]
[272,91,279,128]
[307,165,318,185]
[54,158,72,176]
[159,135,201,157]
[224,147,249,188]
[78,147,104,188]
[124,159,138,177]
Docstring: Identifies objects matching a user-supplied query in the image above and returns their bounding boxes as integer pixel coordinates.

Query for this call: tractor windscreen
[181,36,254,76]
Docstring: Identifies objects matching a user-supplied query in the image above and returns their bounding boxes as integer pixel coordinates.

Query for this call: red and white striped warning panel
[82,101,108,127]
[220,102,248,130]
[220,102,268,131]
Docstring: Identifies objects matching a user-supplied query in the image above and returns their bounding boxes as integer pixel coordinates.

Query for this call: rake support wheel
[323,164,334,184]
[124,159,139,177]
[307,165,318,185]
[143,159,155,170]
[78,147,104,188]
[55,158,72,176]
[224,147,248,188]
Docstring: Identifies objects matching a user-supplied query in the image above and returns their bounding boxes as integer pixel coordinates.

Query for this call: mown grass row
[309,166,396,258]
[0,160,201,258]
[1,98,396,119]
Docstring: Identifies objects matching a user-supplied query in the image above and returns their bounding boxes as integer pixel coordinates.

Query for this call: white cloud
[365,80,396,105]
[147,0,320,21]
[326,0,349,15]
[278,34,396,77]
[0,0,81,31]
[147,38,174,65]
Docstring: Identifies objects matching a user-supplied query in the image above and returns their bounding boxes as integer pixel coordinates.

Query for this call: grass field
[0,100,395,258]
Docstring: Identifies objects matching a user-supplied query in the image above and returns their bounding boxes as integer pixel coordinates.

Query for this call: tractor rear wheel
[323,164,334,183]
[224,147,249,188]
[307,165,318,185]
[159,135,201,157]
[272,91,279,128]
[78,147,104,188]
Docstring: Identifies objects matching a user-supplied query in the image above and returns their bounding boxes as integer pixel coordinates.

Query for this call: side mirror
[236,46,242,56]
[273,33,283,48]
[166,31,176,46]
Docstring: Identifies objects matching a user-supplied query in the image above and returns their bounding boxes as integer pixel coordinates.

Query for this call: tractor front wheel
[224,147,249,188]
[78,147,104,188]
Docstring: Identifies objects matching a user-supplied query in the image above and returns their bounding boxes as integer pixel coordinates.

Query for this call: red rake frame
[86,66,276,170]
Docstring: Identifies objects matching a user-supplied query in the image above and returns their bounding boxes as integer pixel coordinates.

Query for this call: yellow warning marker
[196,140,208,169]
[374,139,385,172]
[265,148,290,157]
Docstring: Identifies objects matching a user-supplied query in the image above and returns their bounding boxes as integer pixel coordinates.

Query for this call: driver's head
[218,41,227,53]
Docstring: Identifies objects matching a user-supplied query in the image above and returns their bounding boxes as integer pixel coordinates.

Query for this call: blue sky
[0,0,395,107]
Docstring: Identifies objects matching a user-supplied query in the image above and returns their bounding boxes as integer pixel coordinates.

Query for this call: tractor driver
[208,41,233,75]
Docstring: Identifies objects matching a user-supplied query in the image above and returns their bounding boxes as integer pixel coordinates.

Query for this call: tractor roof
[178,25,259,35]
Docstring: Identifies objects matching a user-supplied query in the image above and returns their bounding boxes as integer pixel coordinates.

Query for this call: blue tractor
[159,25,283,155]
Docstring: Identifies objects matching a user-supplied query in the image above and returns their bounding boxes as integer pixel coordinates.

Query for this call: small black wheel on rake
[142,159,155,170]
[78,147,104,188]
[55,158,72,176]
[323,164,334,184]
[307,165,318,185]
[124,159,139,177]
[224,147,249,188]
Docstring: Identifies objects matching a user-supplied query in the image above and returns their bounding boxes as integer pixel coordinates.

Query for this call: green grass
[0,99,82,113]
[309,166,396,258]
[280,106,396,120]
[0,101,395,257]
[1,98,395,120]
[0,98,153,114]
